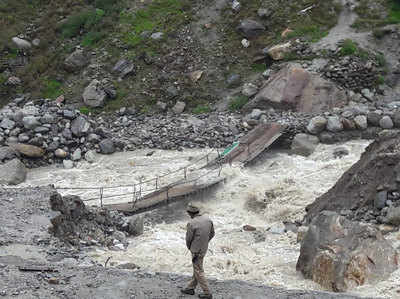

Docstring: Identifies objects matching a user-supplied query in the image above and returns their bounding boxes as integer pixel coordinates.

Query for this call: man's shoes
[180,288,195,295]
[198,293,213,299]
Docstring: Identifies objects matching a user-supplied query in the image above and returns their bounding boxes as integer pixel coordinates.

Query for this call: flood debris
[48,192,143,248]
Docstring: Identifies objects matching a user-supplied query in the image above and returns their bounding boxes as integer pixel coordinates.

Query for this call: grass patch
[352,0,400,30]
[285,25,328,42]
[41,78,63,99]
[60,9,105,38]
[79,106,92,115]
[82,31,105,47]
[192,104,211,114]
[121,0,190,47]
[251,63,266,72]
[229,95,248,111]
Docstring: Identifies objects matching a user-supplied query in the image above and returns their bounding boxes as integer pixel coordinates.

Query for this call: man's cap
[186,202,200,213]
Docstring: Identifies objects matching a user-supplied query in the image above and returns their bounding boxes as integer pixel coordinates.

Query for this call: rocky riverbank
[0,186,379,299]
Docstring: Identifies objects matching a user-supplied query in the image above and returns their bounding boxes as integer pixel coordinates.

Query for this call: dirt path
[312,0,371,51]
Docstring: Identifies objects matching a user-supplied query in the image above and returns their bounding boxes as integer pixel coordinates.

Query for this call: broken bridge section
[209,122,285,166]
[54,123,283,214]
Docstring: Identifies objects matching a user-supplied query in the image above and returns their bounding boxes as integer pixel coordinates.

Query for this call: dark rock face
[304,131,400,224]
[297,211,398,292]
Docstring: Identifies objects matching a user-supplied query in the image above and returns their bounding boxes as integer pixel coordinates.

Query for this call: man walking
[181,202,215,299]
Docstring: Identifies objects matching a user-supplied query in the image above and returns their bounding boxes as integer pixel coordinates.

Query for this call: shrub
[376,53,387,67]
[339,39,357,56]
[229,95,248,111]
[192,104,211,114]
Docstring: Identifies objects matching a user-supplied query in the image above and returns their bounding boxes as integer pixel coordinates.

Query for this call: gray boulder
[71,148,82,161]
[82,79,107,108]
[291,133,319,156]
[306,116,327,135]
[99,139,115,154]
[12,37,31,49]
[64,49,88,72]
[127,215,144,236]
[0,146,18,162]
[367,112,381,126]
[326,116,343,132]
[392,111,400,128]
[112,59,135,78]
[172,101,186,114]
[354,115,368,130]
[22,116,40,130]
[242,83,258,97]
[0,118,15,130]
[71,116,91,137]
[386,206,400,225]
[297,211,398,292]
[0,159,27,185]
[236,19,266,38]
[63,160,74,169]
[84,150,96,163]
[379,116,394,129]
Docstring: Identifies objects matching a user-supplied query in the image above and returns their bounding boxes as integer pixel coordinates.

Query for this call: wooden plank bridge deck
[104,175,225,214]
[209,122,284,166]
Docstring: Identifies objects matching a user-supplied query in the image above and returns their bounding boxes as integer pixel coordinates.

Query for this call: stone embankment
[0,91,400,173]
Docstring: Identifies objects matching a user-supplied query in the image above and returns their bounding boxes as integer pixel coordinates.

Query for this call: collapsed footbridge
[52,123,285,214]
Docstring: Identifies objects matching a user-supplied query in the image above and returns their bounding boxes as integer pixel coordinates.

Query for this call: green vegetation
[60,9,105,38]
[41,79,63,99]
[339,39,358,56]
[121,0,190,47]
[352,0,400,30]
[338,39,369,60]
[229,95,248,111]
[285,25,328,42]
[375,53,387,67]
[251,63,266,72]
[376,75,385,85]
[192,104,211,114]
[79,106,92,115]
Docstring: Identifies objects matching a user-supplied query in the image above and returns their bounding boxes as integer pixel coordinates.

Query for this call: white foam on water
[20,140,400,298]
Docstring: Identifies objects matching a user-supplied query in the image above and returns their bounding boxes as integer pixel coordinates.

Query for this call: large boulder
[291,133,319,156]
[12,37,31,49]
[112,59,135,78]
[71,116,91,137]
[64,49,88,72]
[127,215,144,236]
[245,63,347,113]
[8,143,45,158]
[306,116,327,134]
[0,158,27,185]
[99,139,115,154]
[264,42,292,61]
[82,79,107,108]
[297,211,398,292]
[0,146,18,162]
[236,19,266,38]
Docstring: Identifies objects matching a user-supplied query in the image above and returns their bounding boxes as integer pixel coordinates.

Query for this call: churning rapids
[19,140,400,298]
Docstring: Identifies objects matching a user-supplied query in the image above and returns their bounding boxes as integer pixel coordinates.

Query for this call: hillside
[1,0,398,115]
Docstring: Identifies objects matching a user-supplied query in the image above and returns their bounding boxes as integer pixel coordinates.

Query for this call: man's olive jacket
[186,214,215,256]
